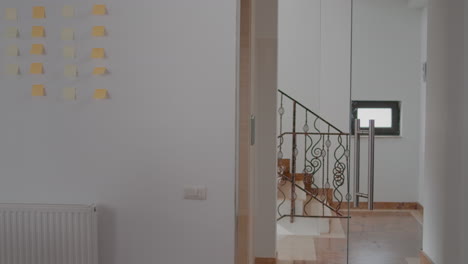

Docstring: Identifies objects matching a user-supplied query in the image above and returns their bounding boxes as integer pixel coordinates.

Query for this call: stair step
[277,199,331,234]
[277,199,304,217]
[277,215,330,236]
[278,159,291,174]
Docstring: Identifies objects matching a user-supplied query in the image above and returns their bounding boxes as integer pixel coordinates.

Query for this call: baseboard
[255,257,276,264]
[420,250,435,264]
[417,202,424,214]
[333,202,419,210]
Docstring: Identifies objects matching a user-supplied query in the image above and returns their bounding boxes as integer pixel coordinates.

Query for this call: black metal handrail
[279,132,350,137]
[278,89,343,133]
[278,175,344,218]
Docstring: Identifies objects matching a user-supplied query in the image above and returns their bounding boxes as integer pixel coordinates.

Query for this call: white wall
[278,0,424,203]
[423,0,466,262]
[320,0,352,132]
[277,0,351,192]
[278,0,351,132]
[352,0,423,202]
[419,7,428,206]
[0,1,237,264]
[278,0,321,113]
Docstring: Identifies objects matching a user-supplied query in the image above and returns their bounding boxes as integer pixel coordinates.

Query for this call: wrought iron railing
[277,90,351,223]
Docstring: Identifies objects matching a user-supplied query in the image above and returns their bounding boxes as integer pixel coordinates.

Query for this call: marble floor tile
[406,257,420,264]
[277,210,423,264]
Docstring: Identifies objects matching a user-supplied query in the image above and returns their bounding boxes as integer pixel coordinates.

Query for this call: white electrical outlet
[184,186,207,200]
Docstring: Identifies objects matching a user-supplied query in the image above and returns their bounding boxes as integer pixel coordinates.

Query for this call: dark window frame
[351,101,401,136]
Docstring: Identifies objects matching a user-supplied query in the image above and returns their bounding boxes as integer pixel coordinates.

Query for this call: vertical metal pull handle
[368,120,375,210]
[250,115,256,146]
[353,119,376,210]
[354,119,361,208]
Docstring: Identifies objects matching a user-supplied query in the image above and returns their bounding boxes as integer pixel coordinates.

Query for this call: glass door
[348,0,425,263]
[275,0,353,263]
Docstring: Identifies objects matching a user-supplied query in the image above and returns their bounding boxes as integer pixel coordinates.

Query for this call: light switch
[184,186,207,200]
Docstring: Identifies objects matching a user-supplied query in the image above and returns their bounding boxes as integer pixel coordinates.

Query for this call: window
[351,101,401,136]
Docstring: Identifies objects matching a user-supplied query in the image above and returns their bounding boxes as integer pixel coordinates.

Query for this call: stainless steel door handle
[250,115,256,146]
[354,119,361,208]
[368,120,375,210]
[353,119,376,210]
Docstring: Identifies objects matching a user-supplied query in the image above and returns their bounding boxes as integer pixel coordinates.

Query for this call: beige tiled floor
[277,235,317,262]
[277,210,423,264]
[406,257,420,264]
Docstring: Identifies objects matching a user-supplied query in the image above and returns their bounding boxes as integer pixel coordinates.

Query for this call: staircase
[276,90,351,230]
[277,179,332,235]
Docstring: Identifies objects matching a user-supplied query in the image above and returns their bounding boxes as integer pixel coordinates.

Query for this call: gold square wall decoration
[61,28,74,41]
[6,64,19,75]
[6,27,18,38]
[62,6,74,17]
[30,63,43,74]
[93,67,107,75]
[32,85,45,96]
[92,5,107,15]
[92,26,106,37]
[30,44,44,55]
[5,8,17,20]
[63,46,75,58]
[93,89,108,99]
[6,45,19,56]
[63,87,76,100]
[64,65,77,78]
[33,6,45,19]
[32,26,45,38]
[91,48,105,59]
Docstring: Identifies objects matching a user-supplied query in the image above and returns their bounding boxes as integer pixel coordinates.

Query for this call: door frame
[236,0,255,263]
[237,0,279,263]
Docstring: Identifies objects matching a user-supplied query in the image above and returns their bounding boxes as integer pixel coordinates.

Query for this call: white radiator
[0,204,98,264]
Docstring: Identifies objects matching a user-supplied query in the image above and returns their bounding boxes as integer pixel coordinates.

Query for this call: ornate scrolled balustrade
[277,90,351,222]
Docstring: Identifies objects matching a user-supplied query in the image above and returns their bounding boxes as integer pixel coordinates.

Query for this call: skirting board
[255,258,276,264]
[332,202,420,210]
[255,251,432,264]
[420,251,434,264]
[416,202,424,214]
